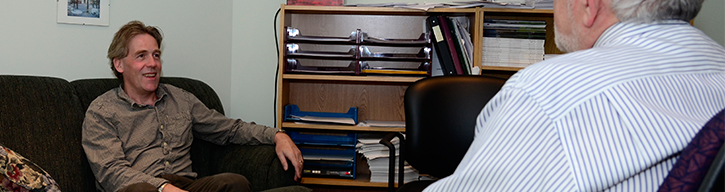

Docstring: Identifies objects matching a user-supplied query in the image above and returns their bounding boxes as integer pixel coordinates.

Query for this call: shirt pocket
[165,113,193,143]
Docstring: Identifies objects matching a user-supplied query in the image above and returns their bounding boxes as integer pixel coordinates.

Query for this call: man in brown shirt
[82,20,303,192]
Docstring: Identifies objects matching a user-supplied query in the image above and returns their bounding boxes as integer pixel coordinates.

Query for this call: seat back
[658,108,725,192]
[699,142,725,192]
[404,75,505,178]
[0,75,97,192]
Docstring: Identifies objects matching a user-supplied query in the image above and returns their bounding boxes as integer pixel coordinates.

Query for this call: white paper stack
[526,0,554,9]
[482,19,547,68]
[357,136,420,184]
[482,37,545,68]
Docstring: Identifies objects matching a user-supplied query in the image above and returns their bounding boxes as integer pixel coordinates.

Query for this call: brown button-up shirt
[82,84,278,192]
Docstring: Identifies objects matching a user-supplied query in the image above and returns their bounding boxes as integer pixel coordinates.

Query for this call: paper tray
[303,166,355,178]
[300,147,356,162]
[300,147,357,178]
[286,44,431,61]
[286,27,429,46]
[289,131,357,147]
[285,59,359,74]
[284,104,358,125]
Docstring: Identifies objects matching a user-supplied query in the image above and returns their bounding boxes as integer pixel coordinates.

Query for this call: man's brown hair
[107,20,163,79]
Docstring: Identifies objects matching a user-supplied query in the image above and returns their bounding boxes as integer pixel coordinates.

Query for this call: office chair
[382,75,506,192]
[658,107,725,192]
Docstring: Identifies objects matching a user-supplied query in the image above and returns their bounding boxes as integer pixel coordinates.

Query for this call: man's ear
[582,0,600,28]
[113,58,124,73]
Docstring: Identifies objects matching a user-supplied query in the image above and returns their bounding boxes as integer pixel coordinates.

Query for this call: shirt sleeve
[184,91,278,145]
[82,103,169,192]
[423,87,576,192]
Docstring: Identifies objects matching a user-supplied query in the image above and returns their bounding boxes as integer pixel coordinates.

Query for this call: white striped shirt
[423,21,725,192]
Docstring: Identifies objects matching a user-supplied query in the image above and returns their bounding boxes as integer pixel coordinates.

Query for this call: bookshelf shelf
[480,66,525,71]
[282,122,405,132]
[283,74,424,83]
[301,173,398,188]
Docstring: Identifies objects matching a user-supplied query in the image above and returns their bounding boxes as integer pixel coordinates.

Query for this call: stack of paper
[482,19,546,68]
[526,0,554,9]
[356,136,420,183]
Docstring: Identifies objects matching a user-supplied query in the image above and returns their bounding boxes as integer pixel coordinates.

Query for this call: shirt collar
[593,20,690,48]
[116,83,169,108]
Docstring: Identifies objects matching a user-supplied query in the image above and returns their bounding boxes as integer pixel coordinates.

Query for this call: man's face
[113,33,161,96]
[554,0,579,53]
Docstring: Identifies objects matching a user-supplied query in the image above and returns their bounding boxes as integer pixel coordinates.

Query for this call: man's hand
[274,132,304,181]
[162,184,188,192]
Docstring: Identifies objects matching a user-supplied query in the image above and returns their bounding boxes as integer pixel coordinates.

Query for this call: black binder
[427,15,457,75]
[438,16,464,75]
[447,17,471,75]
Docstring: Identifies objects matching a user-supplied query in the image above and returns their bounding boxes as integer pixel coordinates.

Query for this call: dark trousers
[119,173,251,192]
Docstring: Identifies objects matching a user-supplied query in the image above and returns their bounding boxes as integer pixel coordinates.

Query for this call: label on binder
[432,26,444,43]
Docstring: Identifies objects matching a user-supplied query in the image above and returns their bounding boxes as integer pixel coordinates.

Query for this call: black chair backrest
[404,75,505,178]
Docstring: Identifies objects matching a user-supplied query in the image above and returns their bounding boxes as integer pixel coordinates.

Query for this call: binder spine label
[432,26,444,43]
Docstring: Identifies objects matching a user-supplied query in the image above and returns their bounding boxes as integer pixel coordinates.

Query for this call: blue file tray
[284,104,359,125]
[288,131,357,147]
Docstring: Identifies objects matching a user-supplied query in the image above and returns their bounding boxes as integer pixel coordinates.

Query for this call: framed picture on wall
[57,0,110,26]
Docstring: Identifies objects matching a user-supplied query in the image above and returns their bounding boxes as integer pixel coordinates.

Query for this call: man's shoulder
[85,87,124,117]
[158,83,194,99]
[88,87,121,106]
[159,83,189,94]
[509,43,698,90]
[508,48,625,89]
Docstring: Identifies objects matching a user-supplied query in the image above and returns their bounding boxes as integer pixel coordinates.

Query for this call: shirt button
[165,161,170,166]
[163,142,168,147]
[160,125,164,130]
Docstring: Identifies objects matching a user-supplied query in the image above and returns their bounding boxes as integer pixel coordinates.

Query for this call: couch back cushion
[0,75,96,192]
[70,77,226,178]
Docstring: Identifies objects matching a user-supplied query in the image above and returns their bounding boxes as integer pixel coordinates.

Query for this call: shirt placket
[155,106,173,174]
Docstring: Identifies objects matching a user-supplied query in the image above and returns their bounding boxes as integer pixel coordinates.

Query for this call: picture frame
[57,0,110,26]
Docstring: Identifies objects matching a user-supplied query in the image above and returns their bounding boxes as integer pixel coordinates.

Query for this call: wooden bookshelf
[277,5,557,190]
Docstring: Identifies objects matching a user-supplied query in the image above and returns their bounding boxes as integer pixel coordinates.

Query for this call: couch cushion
[0,143,60,191]
[0,75,96,192]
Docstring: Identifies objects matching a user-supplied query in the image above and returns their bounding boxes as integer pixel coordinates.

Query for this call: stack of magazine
[482,19,546,68]
[357,135,420,183]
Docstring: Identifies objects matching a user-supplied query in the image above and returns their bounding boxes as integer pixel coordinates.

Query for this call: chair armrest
[215,144,299,191]
[381,133,406,192]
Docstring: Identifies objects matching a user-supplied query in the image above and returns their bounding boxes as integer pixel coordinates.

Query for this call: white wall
[230,1,285,126]
[694,0,725,46]
[0,0,234,117]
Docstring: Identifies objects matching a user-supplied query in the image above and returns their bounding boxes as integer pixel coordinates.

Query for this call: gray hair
[610,0,705,23]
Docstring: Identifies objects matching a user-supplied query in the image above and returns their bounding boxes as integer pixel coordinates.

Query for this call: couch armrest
[216,145,299,191]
